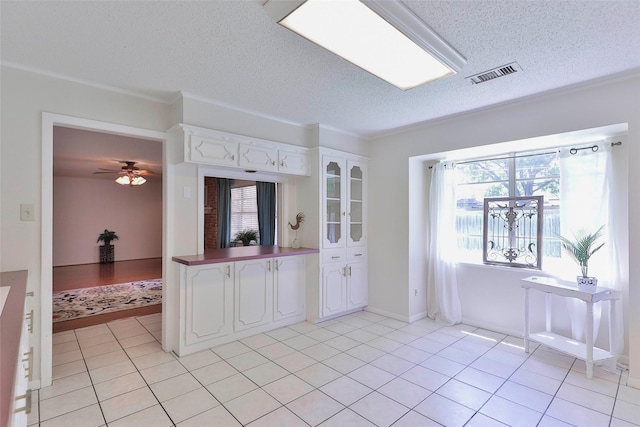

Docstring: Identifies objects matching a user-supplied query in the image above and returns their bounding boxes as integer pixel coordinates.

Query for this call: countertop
[1,270,28,427]
[172,245,318,266]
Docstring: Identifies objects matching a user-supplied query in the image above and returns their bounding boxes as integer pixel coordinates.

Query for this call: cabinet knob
[271,160,276,166]
[280,161,285,167]
[226,265,231,278]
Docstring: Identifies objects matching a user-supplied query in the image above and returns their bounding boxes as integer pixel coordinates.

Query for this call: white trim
[180,91,306,130]
[41,113,168,387]
[365,306,411,323]
[408,311,428,323]
[461,316,523,339]
[5,62,172,105]
[628,375,640,389]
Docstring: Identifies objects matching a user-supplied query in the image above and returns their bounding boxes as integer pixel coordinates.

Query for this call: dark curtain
[216,178,233,248]
[256,181,276,245]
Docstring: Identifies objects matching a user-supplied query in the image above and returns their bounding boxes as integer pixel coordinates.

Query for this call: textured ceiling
[2,0,640,138]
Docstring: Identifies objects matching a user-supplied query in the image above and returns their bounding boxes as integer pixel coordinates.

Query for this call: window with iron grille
[455,150,560,266]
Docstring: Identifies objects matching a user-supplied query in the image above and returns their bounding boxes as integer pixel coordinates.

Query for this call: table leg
[524,288,530,353]
[586,301,594,379]
[545,293,552,332]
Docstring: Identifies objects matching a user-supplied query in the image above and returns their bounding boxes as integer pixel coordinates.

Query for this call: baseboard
[461,316,523,338]
[409,311,428,323]
[628,375,640,389]
[365,306,410,323]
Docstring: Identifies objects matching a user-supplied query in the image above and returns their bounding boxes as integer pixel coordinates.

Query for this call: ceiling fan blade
[92,171,121,174]
[137,169,161,176]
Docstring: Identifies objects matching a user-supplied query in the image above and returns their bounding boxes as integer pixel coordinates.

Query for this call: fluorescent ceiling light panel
[265,0,466,90]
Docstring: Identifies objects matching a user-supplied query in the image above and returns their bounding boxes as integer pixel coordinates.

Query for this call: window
[455,150,560,265]
[231,184,259,242]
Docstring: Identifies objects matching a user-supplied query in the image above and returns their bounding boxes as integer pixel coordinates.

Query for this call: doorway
[52,126,163,333]
[41,113,168,387]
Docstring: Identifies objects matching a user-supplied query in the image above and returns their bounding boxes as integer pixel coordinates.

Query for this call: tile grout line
[45,312,637,427]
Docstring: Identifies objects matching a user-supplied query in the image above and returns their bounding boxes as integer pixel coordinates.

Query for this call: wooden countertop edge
[172,246,319,266]
[1,270,28,427]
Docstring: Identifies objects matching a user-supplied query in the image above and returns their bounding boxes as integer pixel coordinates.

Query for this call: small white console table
[521,276,621,379]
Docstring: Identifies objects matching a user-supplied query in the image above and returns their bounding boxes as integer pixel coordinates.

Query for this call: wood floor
[53,258,162,333]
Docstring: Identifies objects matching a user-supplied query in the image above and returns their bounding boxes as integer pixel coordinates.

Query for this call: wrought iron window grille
[483,196,543,269]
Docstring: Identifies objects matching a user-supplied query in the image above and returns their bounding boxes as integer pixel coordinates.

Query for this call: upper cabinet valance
[179,124,310,176]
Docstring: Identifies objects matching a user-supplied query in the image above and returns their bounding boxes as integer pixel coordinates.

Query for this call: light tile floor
[31,311,640,426]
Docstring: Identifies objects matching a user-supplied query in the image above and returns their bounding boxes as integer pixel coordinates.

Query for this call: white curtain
[557,142,623,363]
[427,162,462,325]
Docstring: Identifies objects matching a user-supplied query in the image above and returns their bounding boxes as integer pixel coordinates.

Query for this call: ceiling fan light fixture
[264,0,466,90]
[115,174,146,186]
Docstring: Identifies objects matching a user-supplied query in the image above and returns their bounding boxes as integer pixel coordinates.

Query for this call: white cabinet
[274,256,306,321]
[179,124,309,176]
[234,259,273,332]
[322,264,347,317]
[346,261,368,310]
[238,142,279,172]
[307,150,368,322]
[185,263,234,346]
[279,148,309,175]
[321,259,368,318]
[322,156,367,249]
[186,133,239,168]
[177,255,307,356]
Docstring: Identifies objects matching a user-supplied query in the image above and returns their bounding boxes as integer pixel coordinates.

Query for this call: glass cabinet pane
[349,165,363,243]
[327,223,341,244]
[326,161,342,244]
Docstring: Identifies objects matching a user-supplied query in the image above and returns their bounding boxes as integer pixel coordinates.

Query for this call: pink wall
[53,176,162,266]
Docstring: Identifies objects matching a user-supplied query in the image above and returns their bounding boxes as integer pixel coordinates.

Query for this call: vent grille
[466,62,522,84]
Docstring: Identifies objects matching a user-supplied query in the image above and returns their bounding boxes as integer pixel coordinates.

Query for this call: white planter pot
[577,276,598,292]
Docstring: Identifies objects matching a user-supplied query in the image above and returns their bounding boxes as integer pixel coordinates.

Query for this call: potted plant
[558,225,605,290]
[97,229,119,263]
[233,229,259,246]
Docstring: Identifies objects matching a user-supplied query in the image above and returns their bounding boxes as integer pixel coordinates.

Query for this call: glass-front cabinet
[322,156,367,249]
[348,162,364,245]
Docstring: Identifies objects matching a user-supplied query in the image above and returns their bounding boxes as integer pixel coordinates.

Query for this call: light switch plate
[20,204,35,221]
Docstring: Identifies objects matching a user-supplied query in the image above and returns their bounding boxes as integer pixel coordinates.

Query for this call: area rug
[52,279,162,322]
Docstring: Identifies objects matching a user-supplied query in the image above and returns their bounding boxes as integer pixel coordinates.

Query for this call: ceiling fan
[93,161,159,186]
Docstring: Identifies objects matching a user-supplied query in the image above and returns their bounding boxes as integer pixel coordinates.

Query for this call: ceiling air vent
[466,62,522,84]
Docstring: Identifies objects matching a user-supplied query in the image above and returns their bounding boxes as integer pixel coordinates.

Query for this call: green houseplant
[558,225,605,288]
[234,229,259,246]
[97,229,119,263]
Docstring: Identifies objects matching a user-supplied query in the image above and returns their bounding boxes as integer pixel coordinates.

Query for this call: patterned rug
[53,279,162,322]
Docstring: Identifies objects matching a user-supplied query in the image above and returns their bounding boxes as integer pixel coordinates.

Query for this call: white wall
[368,74,640,385]
[0,66,172,387]
[53,177,162,266]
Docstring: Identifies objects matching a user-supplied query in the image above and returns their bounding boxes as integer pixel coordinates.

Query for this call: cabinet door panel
[347,160,367,247]
[347,262,368,310]
[279,149,309,175]
[322,156,347,249]
[274,256,305,321]
[238,143,278,172]
[322,265,346,317]
[188,135,238,167]
[186,264,233,345]
[235,259,273,332]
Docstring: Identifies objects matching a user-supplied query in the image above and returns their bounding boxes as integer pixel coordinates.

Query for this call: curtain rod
[428,141,622,169]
